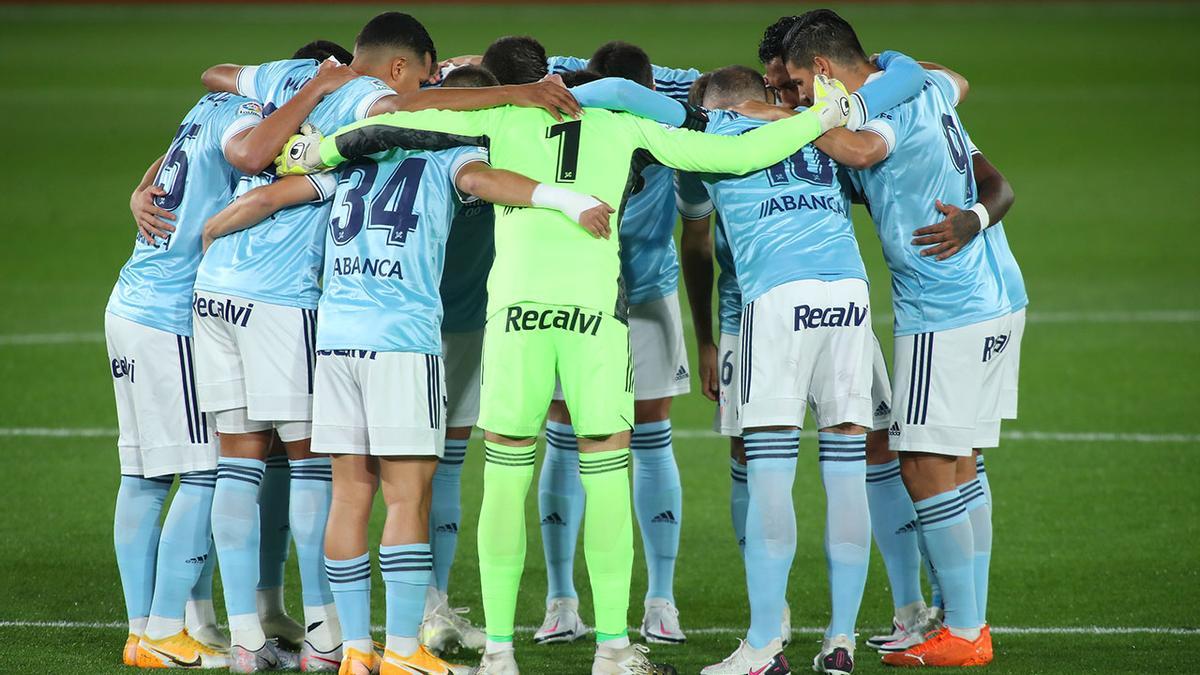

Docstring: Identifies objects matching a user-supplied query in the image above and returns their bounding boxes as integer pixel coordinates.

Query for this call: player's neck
[838,61,878,94]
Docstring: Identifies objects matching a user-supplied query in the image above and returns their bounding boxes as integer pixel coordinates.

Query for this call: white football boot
[592,643,677,675]
[640,599,686,644]
[811,634,855,675]
[229,641,300,673]
[701,638,790,675]
[533,597,590,644]
[471,649,520,675]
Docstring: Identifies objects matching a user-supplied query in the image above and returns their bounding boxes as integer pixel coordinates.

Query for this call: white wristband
[532,183,600,226]
[969,202,992,231]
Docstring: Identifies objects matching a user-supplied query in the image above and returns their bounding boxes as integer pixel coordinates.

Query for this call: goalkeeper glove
[275,125,328,176]
[810,74,851,133]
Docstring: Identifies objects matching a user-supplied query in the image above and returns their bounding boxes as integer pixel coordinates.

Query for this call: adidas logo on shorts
[889,421,901,437]
[674,365,689,382]
[874,401,890,418]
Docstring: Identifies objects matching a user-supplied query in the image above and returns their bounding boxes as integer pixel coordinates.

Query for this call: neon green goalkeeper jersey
[318,105,827,317]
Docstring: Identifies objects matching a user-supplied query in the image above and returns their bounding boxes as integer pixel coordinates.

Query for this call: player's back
[701,109,866,305]
[852,71,1009,335]
[440,201,494,334]
[107,92,260,335]
[317,144,486,354]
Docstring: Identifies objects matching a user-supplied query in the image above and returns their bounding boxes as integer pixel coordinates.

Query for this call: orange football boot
[975,624,994,665]
[339,645,382,675]
[881,626,989,667]
[381,645,468,674]
[122,633,139,667]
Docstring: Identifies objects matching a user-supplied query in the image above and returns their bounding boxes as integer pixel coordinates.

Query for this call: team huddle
[105,7,1026,675]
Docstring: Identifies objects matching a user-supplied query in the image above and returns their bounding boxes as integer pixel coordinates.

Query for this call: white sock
[303,603,341,651]
[385,635,420,658]
[144,615,185,641]
[228,612,267,650]
[345,638,374,655]
[129,616,148,636]
[599,635,630,650]
[485,639,514,655]
[948,625,982,641]
[185,598,217,630]
[256,587,287,619]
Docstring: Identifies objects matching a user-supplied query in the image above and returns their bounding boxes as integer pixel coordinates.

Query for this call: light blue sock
[538,421,584,601]
[190,538,216,602]
[380,544,433,639]
[975,454,992,506]
[959,477,992,623]
[729,458,748,555]
[914,490,978,631]
[819,433,870,638]
[290,458,334,608]
[257,455,291,592]
[114,474,173,627]
[866,460,924,611]
[212,458,265,620]
[917,528,943,609]
[631,420,681,603]
[743,429,799,649]
[148,469,217,623]
[326,553,372,642]
[431,439,467,593]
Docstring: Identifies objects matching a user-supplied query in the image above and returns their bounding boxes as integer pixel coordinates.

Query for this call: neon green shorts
[478,303,634,438]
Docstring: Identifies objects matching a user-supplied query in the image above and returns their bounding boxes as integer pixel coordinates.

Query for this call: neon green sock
[478,441,536,642]
[579,448,634,642]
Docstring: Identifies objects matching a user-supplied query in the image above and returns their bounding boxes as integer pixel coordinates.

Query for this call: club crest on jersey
[982,332,1011,362]
[793,302,868,330]
[111,356,135,383]
[193,294,254,327]
[504,305,602,336]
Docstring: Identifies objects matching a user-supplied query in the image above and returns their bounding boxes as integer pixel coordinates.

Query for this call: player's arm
[912,150,1015,260]
[200,64,241,93]
[369,78,581,122]
[224,61,357,175]
[913,60,969,103]
[570,77,708,129]
[849,51,926,129]
[813,127,890,169]
[633,78,847,175]
[202,175,331,251]
[130,154,173,246]
[676,172,719,401]
[454,161,614,239]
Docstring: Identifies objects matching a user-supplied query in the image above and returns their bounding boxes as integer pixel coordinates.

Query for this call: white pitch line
[0,619,1196,636]
[1,309,1198,348]
[2,427,1199,444]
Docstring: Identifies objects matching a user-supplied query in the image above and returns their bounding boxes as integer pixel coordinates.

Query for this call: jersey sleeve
[547,55,590,73]
[219,99,263,154]
[926,69,963,107]
[237,59,307,102]
[630,107,824,175]
[445,146,490,204]
[319,108,498,167]
[860,114,898,160]
[849,51,925,130]
[675,171,713,219]
[304,172,338,203]
[651,64,701,102]
[344,77,398,121]
[570,78,690,127]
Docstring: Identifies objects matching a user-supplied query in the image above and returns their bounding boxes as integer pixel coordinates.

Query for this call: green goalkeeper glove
[274,125,328,176]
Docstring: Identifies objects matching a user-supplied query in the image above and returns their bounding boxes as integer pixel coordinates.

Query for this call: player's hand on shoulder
[508,76,581,122]
[310,58,358,95]
[577,198,615,240]
[811,74,851,133]
[731,99,795,122]
[912,199,981,260]
[131,184,175,247]
[275,128,326,177]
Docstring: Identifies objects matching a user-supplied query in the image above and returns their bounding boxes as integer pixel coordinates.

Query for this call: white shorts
[871,333,893,432]
[311,350,446,457]
[973,308,1025,447]
[891,311,1021,456]
[442,329,483,429]
[105,312,218,478]
[192,292,316,429]
[712,331,742,436]
[739,279,874,430]
[551,292,690,402]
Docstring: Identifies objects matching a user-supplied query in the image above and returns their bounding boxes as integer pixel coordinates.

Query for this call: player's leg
[185,539,227,651]
[626,293,690,644]
[882,322,996,668]
[533,398,589,644]
[131,326,227,668]
[474,306,558,671]
[313,351,376,673]
[256,445,296,645]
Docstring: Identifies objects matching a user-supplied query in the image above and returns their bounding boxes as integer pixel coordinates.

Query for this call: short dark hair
[758,16,802,64]
[702,65,767,109]
[588,40,653,88]
[481,36,548,85]
[784,9,868,69]
[559,69,604,88]
[687,72,711,107]
[292,40,354,64]
[442,64,500,89]
[355,12,437,63]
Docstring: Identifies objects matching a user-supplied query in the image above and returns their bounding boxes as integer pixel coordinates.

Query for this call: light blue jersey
[318,146,488,353]
[695,109,867,306]
[107,93,262,335]
[440,201,494,333]
[966,136,1027,311]
[852,70,1014,335]
[196,64,397,309]
[547,55,700,102]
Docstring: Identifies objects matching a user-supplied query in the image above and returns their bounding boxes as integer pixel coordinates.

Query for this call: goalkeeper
[279,75,850,675]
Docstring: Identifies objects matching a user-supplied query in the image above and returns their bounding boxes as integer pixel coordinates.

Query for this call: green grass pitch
[0,2,1198,673]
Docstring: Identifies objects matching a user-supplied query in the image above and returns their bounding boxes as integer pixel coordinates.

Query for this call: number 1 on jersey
[547,120,581,183]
